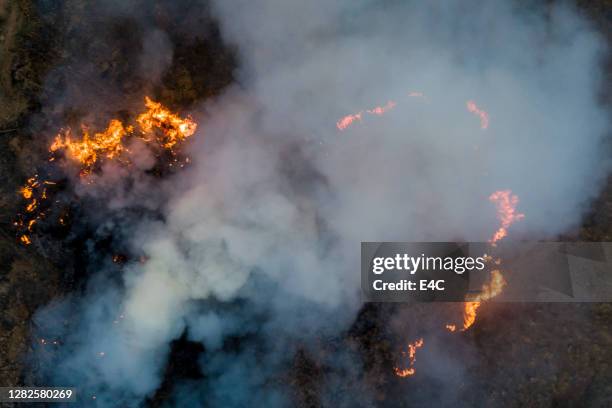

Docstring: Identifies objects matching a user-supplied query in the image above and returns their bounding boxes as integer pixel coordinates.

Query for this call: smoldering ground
[29,0,610,406]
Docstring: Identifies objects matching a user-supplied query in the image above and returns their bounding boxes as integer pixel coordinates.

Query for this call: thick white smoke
[34,0,609,406]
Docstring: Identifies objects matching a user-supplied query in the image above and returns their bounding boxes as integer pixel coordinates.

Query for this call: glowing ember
[20,185,33,199]
[394,338,424,377]
[25,199,38,213]
[445,324,456,332]
[336,112,362,131]
[488,190,524,244]
[466,100,489,129]
[14,175,50,245]
[336,100,396,131]
[366,100,396,115]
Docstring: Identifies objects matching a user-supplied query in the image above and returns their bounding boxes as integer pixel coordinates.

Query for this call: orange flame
[466,100,489,129]
[51,120,132,174]
[459,191,522,329]
[16,97,197,245]
[136,97,197,149]
[488,190,524,244]
[462,302,480,331]
[394,337,424,377]
[50,97,196,174]
[336,112,363,131]
[15,175,48,244]
[461,270,506,331]
[366,101,396,115]
[446,190,522,333]
[20,185,33,199]
[336,100,397,131]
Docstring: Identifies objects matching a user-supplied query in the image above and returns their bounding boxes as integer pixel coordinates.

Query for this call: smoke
[32,0,609,406]
[139,29,174,84]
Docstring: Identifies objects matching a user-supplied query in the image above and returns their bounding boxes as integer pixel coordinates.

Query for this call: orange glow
[445,190,521,333]
[136,97,197,149]
[445,324,456,332]
[488,190,524,244]
[20,185,33,199]
[336,112,363,131]
[15,175,46,245]
[466,100,489,129]
[462,302,480,331]
[461,270,506,331]
[49,97,196,174]
[366,101,396,115]
[50,120,132,174]
[16,97,198,245]
[25,199,37,213]
[336,100,397,131]
[394,338,424,377]
[52,123,126,171]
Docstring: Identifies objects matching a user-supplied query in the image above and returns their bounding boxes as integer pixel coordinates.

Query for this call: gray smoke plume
[33,0,609,406]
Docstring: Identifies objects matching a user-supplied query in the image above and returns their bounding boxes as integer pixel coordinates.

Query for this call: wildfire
[14,175,50,245]
[50,97,197,174]
[455,190,521,330]
[336,112,363,131]
[366,101,396,115]
[394,338,424,377]
[136,97,197,149]
[461,270,506,330]
[50,120,133,174]
[337,93,490,133]
[428,187,522,344]
[466,100,489,129]
[488,190,525,244]
[20,185,33,199]
[335,91,516,378]
[16,97,197,245]
[447,190,521,333]
[336,100,397,131]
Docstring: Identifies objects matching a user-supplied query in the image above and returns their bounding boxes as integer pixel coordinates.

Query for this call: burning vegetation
[336,93,487,132]
[466,100,490,130]
[394,192,520,377]
[489,190,525,245]
[337,92,522,378]
[337,93,521,377]
[393,337,424,377]
[15,97,197,245]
